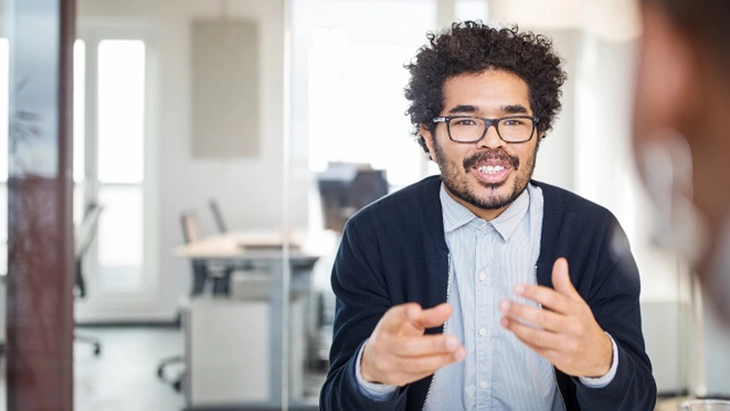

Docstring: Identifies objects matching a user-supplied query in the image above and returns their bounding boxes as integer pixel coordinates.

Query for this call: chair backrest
[209,199,228,233]
[75,203,104,298]
[180,211,201,244]
[348,169,389,211]
[180,211,210,296]
[75,203,104,259]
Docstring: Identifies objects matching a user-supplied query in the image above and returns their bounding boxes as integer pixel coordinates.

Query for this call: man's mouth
[477,165,506,175]
[464,149,519,185]
[471,160,512,184]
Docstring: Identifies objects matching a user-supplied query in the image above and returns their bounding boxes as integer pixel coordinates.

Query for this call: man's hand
[499,258,613,378]
[361,302,465,387]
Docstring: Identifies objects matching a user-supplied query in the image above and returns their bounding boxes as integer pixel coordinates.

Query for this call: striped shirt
[424,183,562,410]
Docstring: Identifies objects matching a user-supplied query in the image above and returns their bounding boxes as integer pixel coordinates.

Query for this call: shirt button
[480,381,488,389]
[479,328,487,336]
[478,272,486,281]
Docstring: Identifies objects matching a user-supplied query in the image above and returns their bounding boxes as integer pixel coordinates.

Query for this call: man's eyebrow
[446,104,530,115]
[502,105,529,115]
[447,105,478,114]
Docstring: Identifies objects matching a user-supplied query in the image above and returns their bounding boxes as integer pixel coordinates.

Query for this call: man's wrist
[359,340,377,384]
[355,339,398,399]
[579,332,619,388]
[590,332,613,377]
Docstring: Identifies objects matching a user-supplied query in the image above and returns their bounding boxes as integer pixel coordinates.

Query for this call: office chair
[209,198,254,275]
[74,203,104,356]
[181,211,234,295]
[157,211,236,392]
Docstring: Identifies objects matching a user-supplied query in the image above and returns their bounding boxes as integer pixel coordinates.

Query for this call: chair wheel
[93,344,101,356]
[157,366,164,378]
[173,379,182,392]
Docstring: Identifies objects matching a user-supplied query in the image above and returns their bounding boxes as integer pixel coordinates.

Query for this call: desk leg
[269,259,285,408]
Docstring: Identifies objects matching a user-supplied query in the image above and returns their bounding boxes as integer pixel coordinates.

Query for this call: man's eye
[503,119,526,126]
[453,119,477,126]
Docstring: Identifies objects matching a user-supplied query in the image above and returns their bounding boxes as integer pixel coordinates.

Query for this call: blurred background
[0,0,728,410]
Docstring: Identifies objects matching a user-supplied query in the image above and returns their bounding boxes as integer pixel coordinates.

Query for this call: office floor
[0,326,326,411]
[72,327,185,411]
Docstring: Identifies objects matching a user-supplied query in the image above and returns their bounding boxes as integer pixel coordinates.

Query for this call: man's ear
[535,131,545,149]
[420,124,437,159]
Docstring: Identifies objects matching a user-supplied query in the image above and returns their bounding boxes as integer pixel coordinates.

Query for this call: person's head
[404,22,566,220]
[633,0,730,318]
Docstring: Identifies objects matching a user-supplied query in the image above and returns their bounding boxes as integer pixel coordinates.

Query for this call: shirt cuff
[579,332,619,388]
[354,339,398,400]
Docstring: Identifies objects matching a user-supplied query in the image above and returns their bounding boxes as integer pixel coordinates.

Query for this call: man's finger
[552,257,581,300]
[407,302,453,330]
[377,347,467,387]
[514,284,572,314]
[500,316,564,350]
[499,300,566,332]
[378,303,424,333]
[392,334,462,358]
[390,347,466,375]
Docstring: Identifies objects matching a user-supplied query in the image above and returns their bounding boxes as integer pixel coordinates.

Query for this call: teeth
[478,165,505,174]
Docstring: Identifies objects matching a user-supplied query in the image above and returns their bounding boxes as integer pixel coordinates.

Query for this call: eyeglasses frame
[432,115,540,144]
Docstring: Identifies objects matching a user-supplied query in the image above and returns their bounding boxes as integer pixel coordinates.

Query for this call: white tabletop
[172,230,322,261]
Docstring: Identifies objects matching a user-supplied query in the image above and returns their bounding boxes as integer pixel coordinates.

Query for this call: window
[95,39,146,290]
[294,0,437,190]
[307,30,423,187]
[74,25,154,312]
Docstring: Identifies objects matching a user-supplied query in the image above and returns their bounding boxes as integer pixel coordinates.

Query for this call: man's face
[422,69,541,220]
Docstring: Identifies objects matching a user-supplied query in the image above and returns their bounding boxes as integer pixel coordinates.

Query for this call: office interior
[0,0,728,410]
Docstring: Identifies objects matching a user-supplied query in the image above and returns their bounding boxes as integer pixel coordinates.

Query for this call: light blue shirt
[355,183,618,409]
[427,183,559,410]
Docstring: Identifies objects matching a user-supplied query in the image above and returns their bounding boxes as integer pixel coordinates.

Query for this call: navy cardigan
[320,176,656,410]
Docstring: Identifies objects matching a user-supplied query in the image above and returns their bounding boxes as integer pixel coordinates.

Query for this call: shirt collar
[440,183,531,242]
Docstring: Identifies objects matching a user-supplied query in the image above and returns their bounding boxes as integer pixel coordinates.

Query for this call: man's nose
[477,123,504,149]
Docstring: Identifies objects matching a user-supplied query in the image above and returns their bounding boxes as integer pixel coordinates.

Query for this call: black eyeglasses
[432,115,540,144]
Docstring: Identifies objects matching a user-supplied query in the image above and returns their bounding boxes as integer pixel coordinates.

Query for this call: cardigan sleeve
[572,221,657,410]
[319,217,409,411]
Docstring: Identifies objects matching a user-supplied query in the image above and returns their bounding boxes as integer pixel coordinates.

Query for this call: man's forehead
[442,71,531,107]
[444,68,527,86]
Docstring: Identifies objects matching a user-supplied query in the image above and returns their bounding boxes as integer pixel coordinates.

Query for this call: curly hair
[404,21,567,156]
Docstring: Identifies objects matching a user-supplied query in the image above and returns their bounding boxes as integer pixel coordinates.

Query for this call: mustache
[463,148,520,171]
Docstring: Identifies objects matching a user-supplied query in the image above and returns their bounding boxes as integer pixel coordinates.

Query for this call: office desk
[173,232,320,409]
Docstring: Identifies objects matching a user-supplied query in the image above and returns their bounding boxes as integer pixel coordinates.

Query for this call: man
[633,0,730,322]
[320,22,656,410]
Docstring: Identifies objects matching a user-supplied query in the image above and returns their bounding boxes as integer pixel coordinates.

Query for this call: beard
[432,138,538,211]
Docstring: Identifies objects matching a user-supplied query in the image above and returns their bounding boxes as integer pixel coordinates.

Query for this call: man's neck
[443,187,511,221]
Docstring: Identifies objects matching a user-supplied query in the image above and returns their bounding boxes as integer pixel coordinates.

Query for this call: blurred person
[633,0,730,321]
[321,22,656,410]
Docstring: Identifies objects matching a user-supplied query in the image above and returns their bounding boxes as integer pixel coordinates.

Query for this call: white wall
[530,29,578,191]
[700,292,730,396]
[77,0,287,321]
